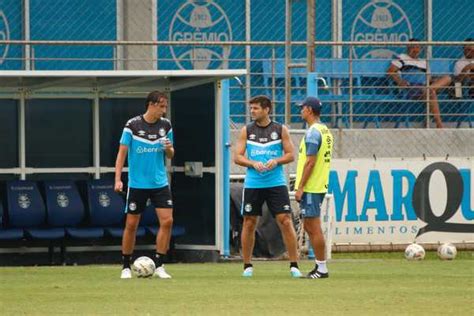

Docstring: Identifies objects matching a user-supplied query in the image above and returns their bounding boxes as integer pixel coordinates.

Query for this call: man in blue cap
[295,97,333,279]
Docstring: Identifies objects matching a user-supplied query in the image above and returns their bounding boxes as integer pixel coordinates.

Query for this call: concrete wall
[121,0,156,70]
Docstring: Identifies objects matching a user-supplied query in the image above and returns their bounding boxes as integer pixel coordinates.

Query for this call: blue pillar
[307,72,319,97]
[221,79,231,257]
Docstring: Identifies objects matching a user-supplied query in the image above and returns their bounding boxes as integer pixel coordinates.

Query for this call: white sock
[315,260,328,273]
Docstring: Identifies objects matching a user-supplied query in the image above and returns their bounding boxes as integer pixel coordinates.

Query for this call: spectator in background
[387,38,451,128]
[453,38,474,98]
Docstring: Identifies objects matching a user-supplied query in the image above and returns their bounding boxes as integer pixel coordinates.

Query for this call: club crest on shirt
[159,128,166,137]
[270,132,278,140]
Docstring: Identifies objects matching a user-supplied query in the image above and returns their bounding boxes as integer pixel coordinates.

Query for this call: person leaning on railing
[453,38,474,99]
[387,38,451,129]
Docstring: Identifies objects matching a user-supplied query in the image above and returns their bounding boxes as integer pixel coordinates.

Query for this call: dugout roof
[0,70,247,96]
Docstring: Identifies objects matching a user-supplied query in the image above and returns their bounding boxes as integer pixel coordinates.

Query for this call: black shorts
[241,185,292,217]
[126,186,173,214]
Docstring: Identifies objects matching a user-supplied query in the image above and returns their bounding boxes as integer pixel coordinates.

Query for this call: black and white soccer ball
[132,256,156,277]
[404,243,425,261]
[437,243,457,260]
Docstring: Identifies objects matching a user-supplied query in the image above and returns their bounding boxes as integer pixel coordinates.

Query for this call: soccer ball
[437,243,457,260]
[404,243,425,261]
[132,256,156,277]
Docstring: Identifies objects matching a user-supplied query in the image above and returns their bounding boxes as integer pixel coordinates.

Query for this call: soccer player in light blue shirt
[115,91,175,279]
[234,95,302,278]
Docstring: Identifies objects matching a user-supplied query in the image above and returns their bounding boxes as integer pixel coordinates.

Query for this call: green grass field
[1,252,473,315]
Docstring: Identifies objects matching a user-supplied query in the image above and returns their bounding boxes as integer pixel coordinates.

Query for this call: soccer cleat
[120,268,132,279]
[306,266,329,279]
[154,266,172,279]
[290,267,303,278]
[242,267,253,277]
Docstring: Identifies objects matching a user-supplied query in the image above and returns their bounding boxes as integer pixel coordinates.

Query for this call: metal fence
[0,0,472,128]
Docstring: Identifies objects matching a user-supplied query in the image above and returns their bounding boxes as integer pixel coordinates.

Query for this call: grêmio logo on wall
[169,0,232,70]
[351,0,412,59]
[0,10,10,65]
[328,162,473,237]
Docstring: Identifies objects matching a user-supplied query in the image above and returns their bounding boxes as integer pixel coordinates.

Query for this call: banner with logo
[327,158,473,244]
[344,0,425,59]
[0,0,22,70]
[158,0,245,70]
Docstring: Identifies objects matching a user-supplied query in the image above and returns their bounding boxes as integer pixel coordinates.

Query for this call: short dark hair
[249,95,272,113]
[145,90,167,110]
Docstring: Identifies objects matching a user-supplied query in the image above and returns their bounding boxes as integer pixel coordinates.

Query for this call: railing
[0,40,472,128]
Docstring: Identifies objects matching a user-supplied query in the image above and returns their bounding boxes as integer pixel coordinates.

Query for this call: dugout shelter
[0,69,246,259]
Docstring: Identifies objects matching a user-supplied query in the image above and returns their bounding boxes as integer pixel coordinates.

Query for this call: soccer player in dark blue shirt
[115,91,175,279]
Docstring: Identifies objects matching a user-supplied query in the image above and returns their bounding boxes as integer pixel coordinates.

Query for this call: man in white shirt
[387,39,451,128]
[454,38,473,98]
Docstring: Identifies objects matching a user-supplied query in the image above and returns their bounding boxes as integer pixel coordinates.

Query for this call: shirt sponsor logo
[249,134,256,140]
[136,146,162,154]
[251,149,278,156]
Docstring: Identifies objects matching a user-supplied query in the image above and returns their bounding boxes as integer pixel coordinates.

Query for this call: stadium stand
[262,59,473,128]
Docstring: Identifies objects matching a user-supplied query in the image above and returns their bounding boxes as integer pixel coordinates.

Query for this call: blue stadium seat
[44,180,103,239]
[0,198,23,240]
[87,179,134,238]
[6,180,64,240]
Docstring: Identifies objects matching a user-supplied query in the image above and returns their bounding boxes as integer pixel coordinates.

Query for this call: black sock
[155,252,166,267]
[290,262,299,269]
[122,254,132,269]
[244,263,253,270]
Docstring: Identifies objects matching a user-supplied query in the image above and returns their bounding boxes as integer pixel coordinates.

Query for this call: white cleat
[154,266,172,279]
[120,268,132,279]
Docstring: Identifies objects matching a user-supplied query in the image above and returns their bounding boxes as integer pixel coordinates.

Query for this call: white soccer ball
[437,243,457,260]
[132,256,156,277]
[404,243,425,261]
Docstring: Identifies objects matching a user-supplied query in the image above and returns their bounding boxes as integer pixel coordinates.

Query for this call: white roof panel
[0,70,247,95]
